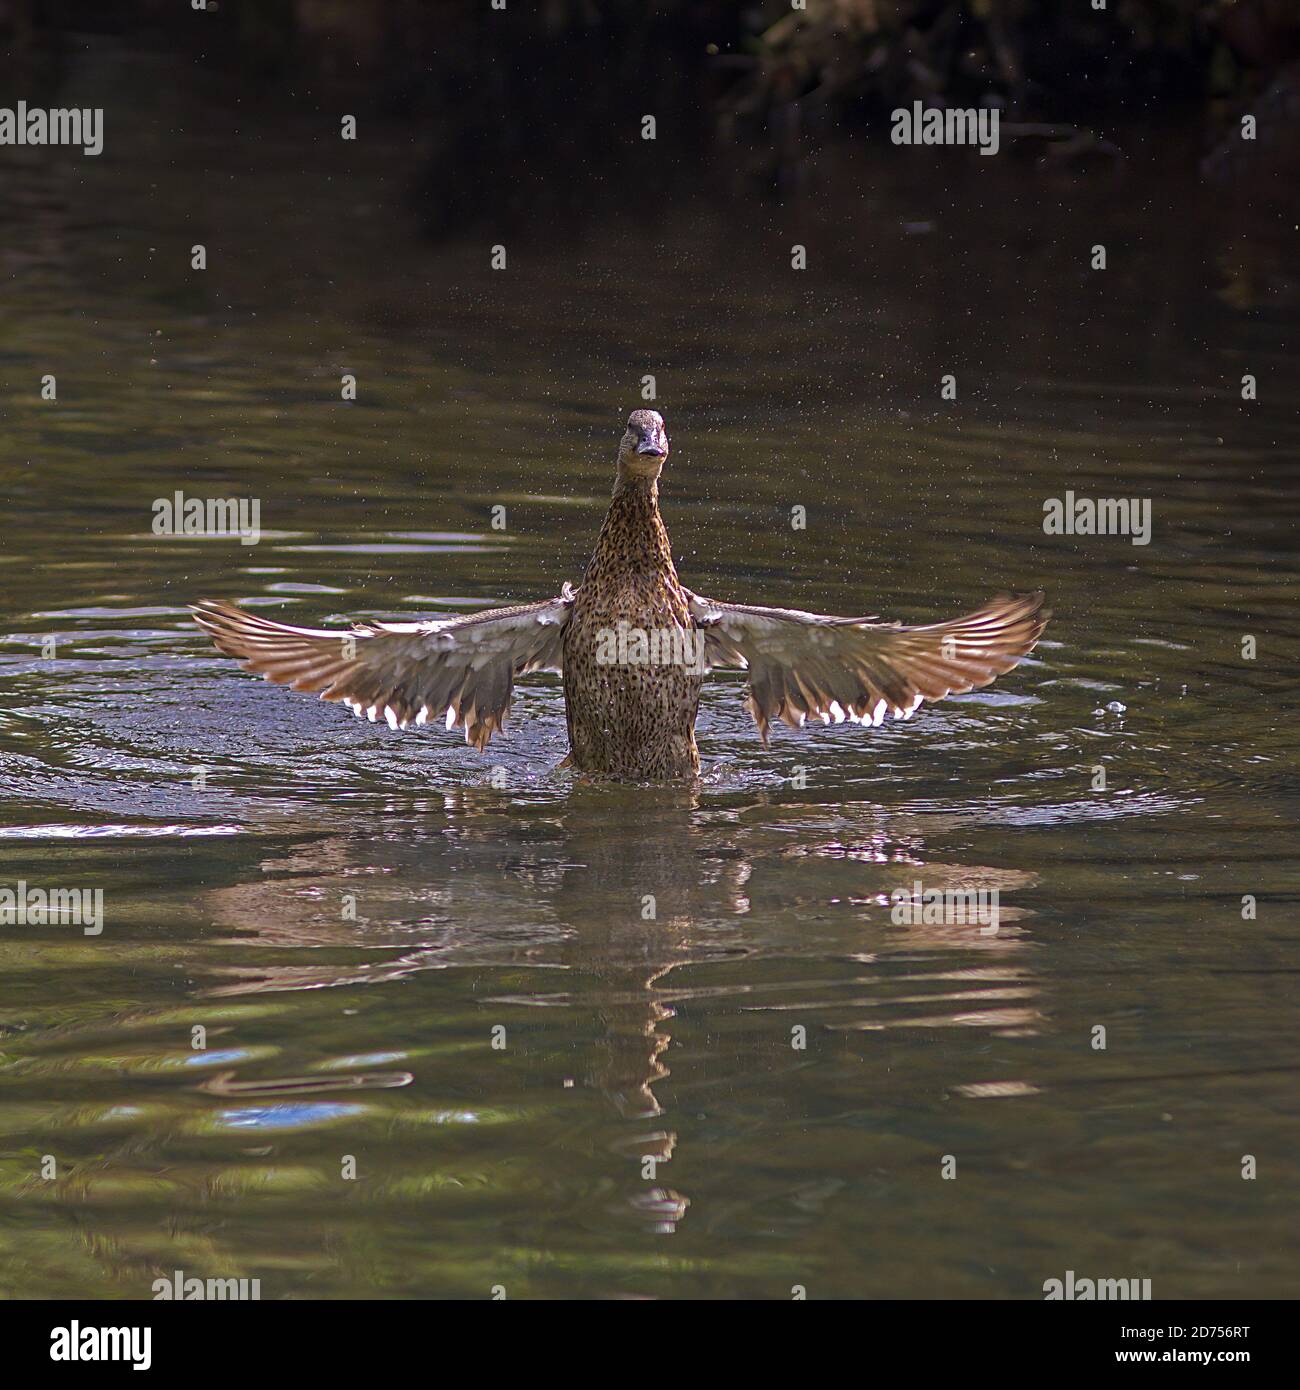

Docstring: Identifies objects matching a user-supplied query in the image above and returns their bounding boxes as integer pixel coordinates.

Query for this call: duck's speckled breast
[561,479,703,779]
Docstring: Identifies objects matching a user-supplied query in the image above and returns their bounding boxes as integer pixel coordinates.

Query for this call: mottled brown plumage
[192,409,1049,780]
[561,410,702,778]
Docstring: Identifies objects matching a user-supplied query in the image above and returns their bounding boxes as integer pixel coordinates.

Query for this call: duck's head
[617,409,669,481]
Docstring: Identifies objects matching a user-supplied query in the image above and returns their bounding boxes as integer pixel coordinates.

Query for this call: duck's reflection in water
[196,782,1040,1235]
[555,784,701,1110]
[546,785,712,1226]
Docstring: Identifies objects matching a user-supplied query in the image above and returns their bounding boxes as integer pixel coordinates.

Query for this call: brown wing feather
[192,588,576,752]
[685,589,1049,745]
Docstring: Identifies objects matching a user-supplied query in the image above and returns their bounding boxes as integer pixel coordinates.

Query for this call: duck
[192,409,1048,780]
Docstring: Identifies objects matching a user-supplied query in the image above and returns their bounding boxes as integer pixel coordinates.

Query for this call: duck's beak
[636,439,667,457]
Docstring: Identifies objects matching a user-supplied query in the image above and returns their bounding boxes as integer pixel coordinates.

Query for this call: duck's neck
[586,474,679,586]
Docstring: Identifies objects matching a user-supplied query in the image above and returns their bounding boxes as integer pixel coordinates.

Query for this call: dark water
[1,47,1299,1299]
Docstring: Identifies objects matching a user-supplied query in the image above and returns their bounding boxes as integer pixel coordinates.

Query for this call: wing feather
[192,586,576,752]
[684,589,1049,745]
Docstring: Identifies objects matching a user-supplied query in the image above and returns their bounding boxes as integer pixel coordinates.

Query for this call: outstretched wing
[684,589,1048,745]
[192,586,576,751]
